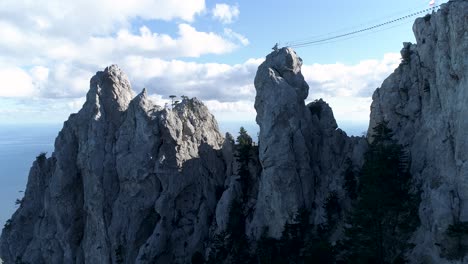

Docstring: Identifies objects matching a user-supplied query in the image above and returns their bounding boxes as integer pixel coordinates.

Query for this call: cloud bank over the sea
[0,0,401,127]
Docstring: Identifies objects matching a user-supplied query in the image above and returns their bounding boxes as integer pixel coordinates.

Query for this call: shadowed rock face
[0,57,366,264]
[0,65,226,264]
[1,1,466,263]
[369,1,468,262]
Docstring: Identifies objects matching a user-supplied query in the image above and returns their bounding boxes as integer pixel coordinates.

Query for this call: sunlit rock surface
[369,1,468,262]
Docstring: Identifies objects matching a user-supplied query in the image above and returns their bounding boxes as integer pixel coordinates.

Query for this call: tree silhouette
[169,95,177,108]
[343,121,420,263]
[256,208,335,264]
[235,127,253,200]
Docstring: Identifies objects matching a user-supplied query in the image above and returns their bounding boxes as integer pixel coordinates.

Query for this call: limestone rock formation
[369,1,468,262]
[0,65,226,264]
[1,1,466,263]
[249,47,366,238]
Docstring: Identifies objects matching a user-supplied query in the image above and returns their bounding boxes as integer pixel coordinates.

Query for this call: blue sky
[0,0,447,134]
[200,0,436,64]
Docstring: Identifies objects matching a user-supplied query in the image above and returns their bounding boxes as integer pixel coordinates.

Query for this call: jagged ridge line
[287,5,440,48]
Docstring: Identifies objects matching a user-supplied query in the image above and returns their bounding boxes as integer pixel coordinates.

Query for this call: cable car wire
[286,5,440,48]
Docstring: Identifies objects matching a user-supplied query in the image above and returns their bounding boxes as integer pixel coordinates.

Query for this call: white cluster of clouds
[0,0,402,127]
[0,53,400,124]
[123,57,262,101]
[303,53,401,121]
[212,3,240,24]
[0,67,37,98]
[124,53,399,124]
[123,53,400,104]
[118,53,400,126]
[303,53,400,98]
[0,1,247,103]
[0,0,206,36]
[0,2,247,65]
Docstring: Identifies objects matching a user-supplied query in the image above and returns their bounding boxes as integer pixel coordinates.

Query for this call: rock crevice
[1,1,467,263]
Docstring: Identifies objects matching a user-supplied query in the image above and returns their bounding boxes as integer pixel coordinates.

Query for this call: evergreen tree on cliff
[236,127,253,200]
[343,121,420,263]
[206,127,255,264]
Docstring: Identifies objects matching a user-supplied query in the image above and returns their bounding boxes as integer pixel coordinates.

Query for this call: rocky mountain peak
[129,88,158,114]
[1,1,467,263]
[308,99,338,130]
[255,47,309,107]
[84,64,134,124]
[0,64,227,263]
[251,46,366,239]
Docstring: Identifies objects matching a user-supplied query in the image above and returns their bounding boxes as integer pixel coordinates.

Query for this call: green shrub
[36,152,47,165]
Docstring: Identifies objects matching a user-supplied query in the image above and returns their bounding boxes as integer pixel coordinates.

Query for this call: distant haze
[0,124,58,226]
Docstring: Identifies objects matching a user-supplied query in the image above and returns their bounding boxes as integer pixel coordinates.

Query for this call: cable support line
[285,2,430,47]
[292,20,414,48]
[287,5,439,48]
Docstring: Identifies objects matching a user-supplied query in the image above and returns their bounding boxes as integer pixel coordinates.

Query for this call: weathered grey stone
[249,47,316,238]
[249,48,367,239]
[1,1,466,263]
[368,1,468,263]
[0,66,226,264]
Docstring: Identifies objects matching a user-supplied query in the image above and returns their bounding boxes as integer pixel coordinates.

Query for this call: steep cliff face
[369,1,468,263]
[0,65,226,264]
[0,56,366,263]
[1,1,466,263]
[369,1,468,262]
[249,47,367,238]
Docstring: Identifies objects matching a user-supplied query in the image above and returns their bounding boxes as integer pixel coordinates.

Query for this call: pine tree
[236,127,252,147]
[343,121,420,263]
[207,127,256,264]
[235,127,253,200]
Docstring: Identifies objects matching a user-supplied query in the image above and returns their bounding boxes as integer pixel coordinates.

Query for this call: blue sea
[0,124,60,227]
[0,121,367,228]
